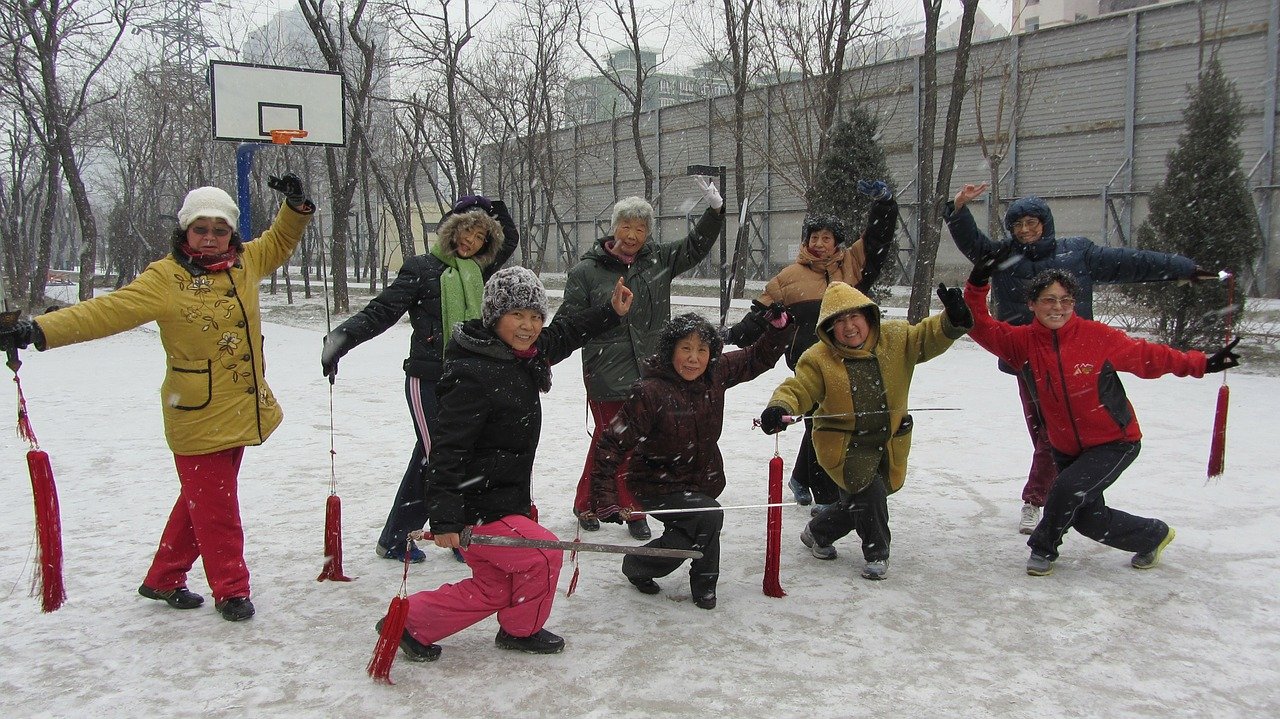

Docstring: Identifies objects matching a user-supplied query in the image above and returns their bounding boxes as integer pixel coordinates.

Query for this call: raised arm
[1082,243,1198,285]
[485,199,520,277]
[942,182,1003,263]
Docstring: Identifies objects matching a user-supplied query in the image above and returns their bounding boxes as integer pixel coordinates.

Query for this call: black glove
[488,199,510,222]
[936,283,972,328]
[759,406,788,435]
[451,195,493,215]
[968,243,1015,286]
[856,179,893,202]
[758,300,789,328]
[1205,337,1241,374]
[267,173,308,209]
[320,330,352,382]
[0,318,38,351]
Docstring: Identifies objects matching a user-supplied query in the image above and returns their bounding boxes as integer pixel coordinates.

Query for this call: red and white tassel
[367,594,410,683]
[317,493,352,582]
[27,448,65,612]
[763,449,786,598]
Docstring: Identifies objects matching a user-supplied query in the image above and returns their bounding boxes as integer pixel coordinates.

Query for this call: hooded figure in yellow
[759,281,970,580]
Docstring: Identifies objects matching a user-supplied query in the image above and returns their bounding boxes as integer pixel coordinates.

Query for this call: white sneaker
[1019,503,1040,535]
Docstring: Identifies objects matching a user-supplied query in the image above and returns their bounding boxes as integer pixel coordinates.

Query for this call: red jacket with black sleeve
[964,281,1207,457]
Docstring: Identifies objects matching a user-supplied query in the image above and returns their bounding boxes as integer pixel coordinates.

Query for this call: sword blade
[466,533,702,559]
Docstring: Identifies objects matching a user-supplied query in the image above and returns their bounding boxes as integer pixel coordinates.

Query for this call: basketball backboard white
[209,61,346,146]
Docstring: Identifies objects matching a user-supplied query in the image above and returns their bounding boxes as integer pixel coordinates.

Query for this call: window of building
[1024,18,1039,31]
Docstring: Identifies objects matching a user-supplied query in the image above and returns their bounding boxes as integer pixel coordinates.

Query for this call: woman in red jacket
[962,265,1240,576]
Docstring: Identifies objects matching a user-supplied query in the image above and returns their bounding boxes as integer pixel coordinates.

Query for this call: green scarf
[430,245,484,349]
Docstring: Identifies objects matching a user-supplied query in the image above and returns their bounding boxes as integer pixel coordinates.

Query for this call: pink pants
[1017,374,1058,507]
[405,515,563,644]
[143,447,250,603]
[572,399,641,515]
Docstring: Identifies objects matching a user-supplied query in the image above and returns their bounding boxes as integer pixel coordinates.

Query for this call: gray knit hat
[482,266,549,328]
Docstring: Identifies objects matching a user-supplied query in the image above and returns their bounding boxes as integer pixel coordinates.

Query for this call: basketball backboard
[209,60,346,147]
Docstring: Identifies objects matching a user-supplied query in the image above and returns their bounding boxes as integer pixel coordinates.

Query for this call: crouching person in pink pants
[383,266,632,663]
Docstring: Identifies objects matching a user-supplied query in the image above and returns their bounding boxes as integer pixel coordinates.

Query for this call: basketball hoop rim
[269,129,309,145]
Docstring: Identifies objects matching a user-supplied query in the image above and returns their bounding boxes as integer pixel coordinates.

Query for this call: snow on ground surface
[2,288,1278,718]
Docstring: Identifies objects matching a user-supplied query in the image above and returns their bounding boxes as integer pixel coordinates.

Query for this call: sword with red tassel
[1208,270,1235,478]
[315,231,351,582]
[763,434,786,598]
[0,276,64,612]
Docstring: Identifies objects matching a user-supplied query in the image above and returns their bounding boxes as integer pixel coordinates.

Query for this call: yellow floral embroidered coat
[35,204,312,455]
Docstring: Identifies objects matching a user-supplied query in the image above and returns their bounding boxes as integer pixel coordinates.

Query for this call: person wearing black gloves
[944,182,1217,535]
[728,180,898,517]
[0,176,314,621]
[760,280,967,582]
[318,195,518,564]
[964,264,1241,576]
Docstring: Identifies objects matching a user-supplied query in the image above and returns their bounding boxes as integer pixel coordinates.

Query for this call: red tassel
[367,595,410,683]
[317,493,353,582]
[763,455,786,598]
[1207,384,1229,478]
[27,449,65,612]
[565,538,582,597]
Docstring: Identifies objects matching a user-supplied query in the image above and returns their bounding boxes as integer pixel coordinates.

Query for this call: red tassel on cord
[763,453,786,598]
[367,594,410,683]
[317,493,352,582]
[27,448,65,612]
[1207,384,1229,478]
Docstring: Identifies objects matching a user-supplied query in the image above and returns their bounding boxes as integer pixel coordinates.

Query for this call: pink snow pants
[143,447,250,603]
[404,515,563,644]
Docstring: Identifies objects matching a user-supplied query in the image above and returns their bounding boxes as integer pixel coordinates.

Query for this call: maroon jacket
[591,324,787,510]
[965,281,1207,456]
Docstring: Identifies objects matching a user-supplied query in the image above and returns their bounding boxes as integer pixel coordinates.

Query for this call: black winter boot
[495,628,565,654]
[214,597,255,621]
[629,577,660,595]
[376,618,442,662]
[627,518,652,540]
[138,584,204,610]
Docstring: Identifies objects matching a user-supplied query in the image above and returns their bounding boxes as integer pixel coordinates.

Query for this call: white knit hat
[482,266,549,327]
[177,186,239,230]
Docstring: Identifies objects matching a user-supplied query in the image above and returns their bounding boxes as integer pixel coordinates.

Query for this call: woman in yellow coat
[758,281,970,581]
[0,175,313,621]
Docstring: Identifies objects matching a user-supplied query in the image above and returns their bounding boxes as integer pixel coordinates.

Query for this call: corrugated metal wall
[483,0,1280,295]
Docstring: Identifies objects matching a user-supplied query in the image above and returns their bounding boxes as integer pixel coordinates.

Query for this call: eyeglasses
[1011,218,1042,231]
[189,226,232,238]
[1036,296,1075,308]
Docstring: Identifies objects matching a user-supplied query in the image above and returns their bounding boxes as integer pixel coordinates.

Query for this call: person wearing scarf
[2,176,315,622]
[319,195,517,563]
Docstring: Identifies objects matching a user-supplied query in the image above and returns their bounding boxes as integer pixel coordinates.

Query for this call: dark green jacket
[562,206,725,401]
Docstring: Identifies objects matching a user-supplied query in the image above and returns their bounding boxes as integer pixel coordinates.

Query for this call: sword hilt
[1,309,22,372]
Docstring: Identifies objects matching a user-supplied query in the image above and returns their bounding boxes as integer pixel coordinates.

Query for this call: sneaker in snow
[1131,524,1176,570]
[1026,553,1054,576]
[860,559,888,581]
[1020,503,1041,535]
[788,477,813,506]
[375,617,442,662]
[810,503,833,518]
[800,526,837,560]
[378,540,427,564]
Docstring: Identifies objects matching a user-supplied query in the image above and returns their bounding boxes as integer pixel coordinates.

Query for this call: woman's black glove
[936,283,972,328]
[968,243,1015,286]
[320,329,355,382]
[0,318,38,351]
[268,173,309,210]
[1205,337,1241,374]
[759,406,788,435]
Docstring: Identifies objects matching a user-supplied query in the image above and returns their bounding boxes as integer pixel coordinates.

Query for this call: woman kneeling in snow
[759,281,970,581]
[586,309,788,610]
[380,267,632,662]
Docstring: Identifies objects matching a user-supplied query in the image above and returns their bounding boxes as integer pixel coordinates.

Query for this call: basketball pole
[235,143,264,240]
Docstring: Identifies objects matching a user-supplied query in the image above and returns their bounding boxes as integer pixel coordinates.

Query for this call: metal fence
[481,0,1280,295]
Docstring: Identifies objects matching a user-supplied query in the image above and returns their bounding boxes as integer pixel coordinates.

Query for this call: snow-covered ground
[2,293,1277,718]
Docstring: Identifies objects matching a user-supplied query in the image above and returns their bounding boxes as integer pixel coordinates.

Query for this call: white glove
[696,176,723,210]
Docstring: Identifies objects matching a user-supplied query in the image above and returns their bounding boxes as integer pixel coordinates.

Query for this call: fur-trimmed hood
[433,208,504,269]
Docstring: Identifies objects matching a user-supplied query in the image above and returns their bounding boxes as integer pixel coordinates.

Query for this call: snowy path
[1,308,1277,718]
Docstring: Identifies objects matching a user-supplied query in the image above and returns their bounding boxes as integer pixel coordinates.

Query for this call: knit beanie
[177,186,239,230]
[482,266,549,328]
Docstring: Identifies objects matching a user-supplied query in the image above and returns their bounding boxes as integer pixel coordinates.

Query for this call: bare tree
[749,0,881,202]
[970,25,1036,237]
[2,0,133,301]
[571,0,675,199]
[906,0,979,323]
[297,0,385,313]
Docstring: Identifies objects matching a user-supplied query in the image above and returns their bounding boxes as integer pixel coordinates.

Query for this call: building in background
[566,48,731,124]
